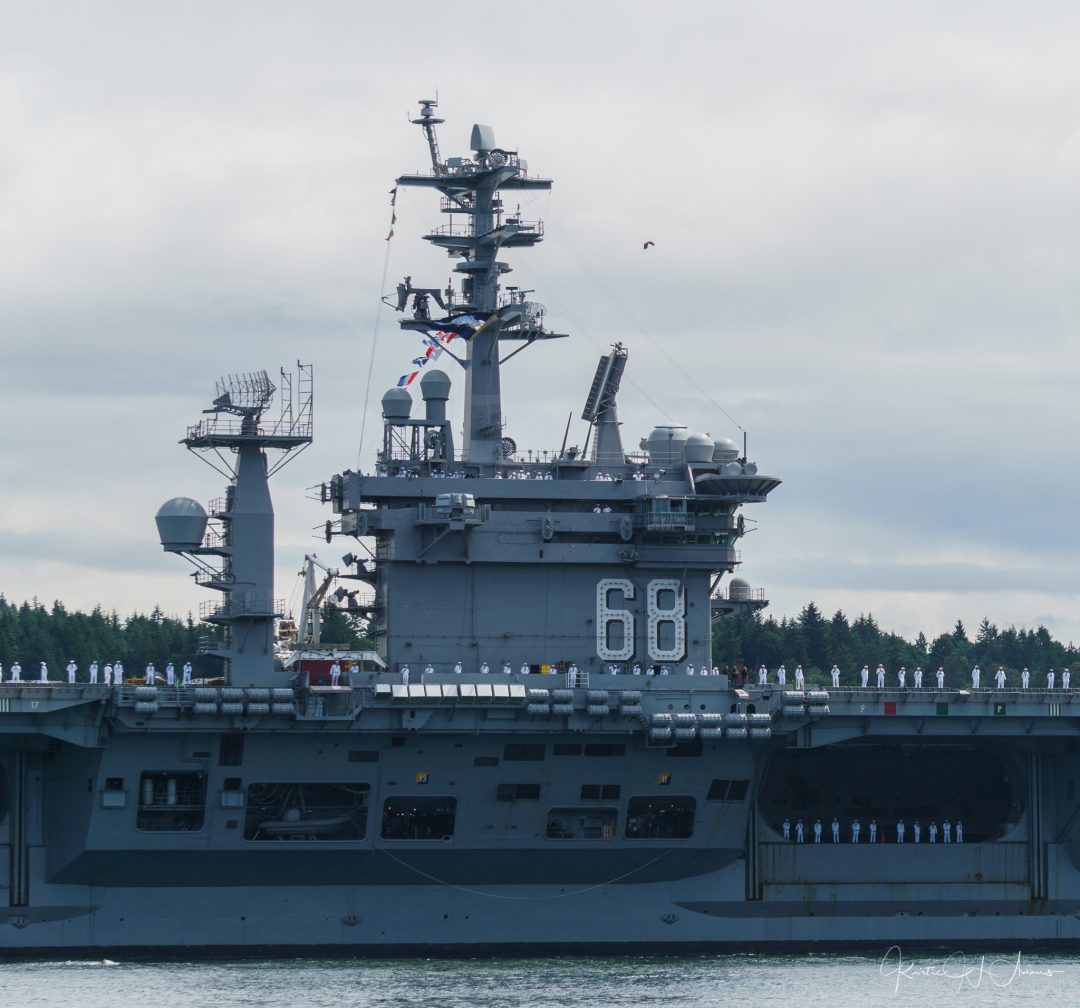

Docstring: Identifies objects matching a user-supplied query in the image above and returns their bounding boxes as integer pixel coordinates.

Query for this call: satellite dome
[381,387,412,419]
[713,437,740,463]
[684,433,715,464]
[644,425,690,465]
[420,369,451,400]
[729,577,751,601]
[155,497,208,552]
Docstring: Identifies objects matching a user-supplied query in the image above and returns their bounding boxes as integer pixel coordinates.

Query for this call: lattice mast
[395,100,566,466]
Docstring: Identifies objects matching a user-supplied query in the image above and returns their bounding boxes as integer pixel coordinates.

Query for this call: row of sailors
[781,817,965,844]
[758,664,1074,690]
[0,661,194,686]
[390,468,651,482]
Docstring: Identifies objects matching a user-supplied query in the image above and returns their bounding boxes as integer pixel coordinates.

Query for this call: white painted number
[596,578,635,661]
[596,578,686,663]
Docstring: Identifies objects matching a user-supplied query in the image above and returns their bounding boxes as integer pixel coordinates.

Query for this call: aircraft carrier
[3,102,1080,954]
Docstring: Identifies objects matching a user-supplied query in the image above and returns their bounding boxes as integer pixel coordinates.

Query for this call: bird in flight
[643,241,655,250]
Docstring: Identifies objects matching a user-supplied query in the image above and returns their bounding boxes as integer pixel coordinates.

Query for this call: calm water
[1,951,1078,1008]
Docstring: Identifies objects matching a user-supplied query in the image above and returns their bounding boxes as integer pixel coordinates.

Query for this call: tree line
[0,596,370,678]
[712,602,1079,688]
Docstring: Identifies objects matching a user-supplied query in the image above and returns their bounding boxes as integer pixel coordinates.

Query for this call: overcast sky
[2,1,1078,648]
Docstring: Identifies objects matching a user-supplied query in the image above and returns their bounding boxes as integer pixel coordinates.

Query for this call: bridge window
[136,772,207,832]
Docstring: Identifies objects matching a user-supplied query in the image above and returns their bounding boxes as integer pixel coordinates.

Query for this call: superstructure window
[218,734,244,767]
[136,772,207,832]
[381,796,457,840]
[243,783,369,841]
[545,807,617,839]
[625,796,696,839]
[584,743,625,757]
[580,784,621,800]
[553,743,582,756]
[496,783,542,802]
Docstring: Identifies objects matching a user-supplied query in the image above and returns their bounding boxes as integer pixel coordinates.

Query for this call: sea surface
[1,950,1077,1008]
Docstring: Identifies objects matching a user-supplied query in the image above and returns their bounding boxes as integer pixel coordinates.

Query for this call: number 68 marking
[596,577,686,662]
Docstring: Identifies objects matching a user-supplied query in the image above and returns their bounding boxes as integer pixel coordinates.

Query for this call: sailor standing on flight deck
[794,666,805,689]
[524,662,533,676]
[502,662,512,675]
[11,661,21,682]
[330,661,341,687]
[89,661,98,684]
[995,667,1006,689]
[813,819,822,843]
[685,663,695,676]
[831,665,840,688]
[929,820,938,843]
[956,821,964,843]
[632,663,642,676]
[869,819,877,844]
[971,665,981,689]
[146,663,156,685]
[851,819,860,843]
[832,817,840,843]
[782,818,791,840]
[1048,669,1056,690]
[795,819,805,843]
[66,660,77,684]
[777,665,787,685]
[913,821,921,843]
[400,664,410,686]
[897,667,906,688]
[876,664,885,688]
[914,667,923,688]
[114,660,124,681]
[1022,667,1030,689]
[860,665,869,688]
[942,819,952,843]
[424,663,435,676]
[165,662,174,686]
[567,663,578,687]
[1064,669,1072,690]
[182,661,192,685]
[40,662,49,683]
[454,661,463,675]
[102,663,112,686]
[480,661,491,675]
[758,665,768,685]
[896,819,905,843]
[936,667,945,689]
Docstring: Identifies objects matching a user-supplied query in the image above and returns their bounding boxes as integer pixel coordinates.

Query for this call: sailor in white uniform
[103,663,112,686]
[758,665,768,685]
[660,666,670,676]
[875,664,885,689]
[711,666,721,676]
[182,661,192,685]
[66,660,77,684]
[896,819,905,844]
[830,665,841,688]
[851,819,861,843]
[0,662,4,683]
[632,664,642,676]
[114,660,124,681]
[502,662,512,675]
[795,819,805,843]
[9,661,19,683]
[813,819,822,843]
[40,662,49,683]
[897,667,906,688]
[995,667,1006,689]
[929,821,938,843]
[89,661,99,685]
[523,662,533,676]
[913,821,921,843]
[782,818,791,840]
[424,663,435,676]
[794,666,805,689]
[165,662,175,686]
[1021,667,1030,689]
[831,818,840,843]
[860,665,869,688]
[685,663,695,676]
[480,662,491,675]
[942,819,952,843]
[936,667,945,689]
[1048,669,1056,690]
[971,665,981,689]
[777,665,787,686]
[956,821,964,843]
[567,663,578,687]
[869,819,878,844]
[146,663,156,685]
[1064,669,1072,690]
[454,661,463,675]
[400,664,410,686]
[913,667,923,688]
[329,661,341,687]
